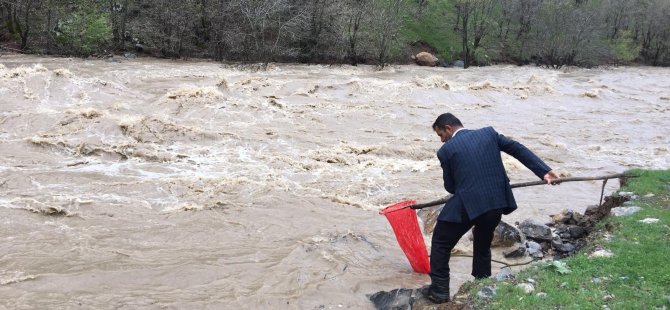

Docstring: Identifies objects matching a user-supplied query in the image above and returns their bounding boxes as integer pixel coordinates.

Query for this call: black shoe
[420,285,450,304]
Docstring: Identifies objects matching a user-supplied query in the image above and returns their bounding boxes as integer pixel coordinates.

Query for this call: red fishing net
[380,200,431,274]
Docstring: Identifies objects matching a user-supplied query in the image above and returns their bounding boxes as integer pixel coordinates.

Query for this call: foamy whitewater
[0,55,668,308]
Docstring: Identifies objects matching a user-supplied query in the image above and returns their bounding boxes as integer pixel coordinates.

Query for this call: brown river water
[0,55,668,309]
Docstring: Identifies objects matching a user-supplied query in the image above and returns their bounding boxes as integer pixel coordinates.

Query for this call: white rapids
[0,55,668,308]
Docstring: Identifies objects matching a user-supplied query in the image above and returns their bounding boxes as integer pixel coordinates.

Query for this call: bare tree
[232,0,307,63]
[2,0,40,50]
[370,0,405,67]
[0,0,668,66]
[344,0,370,65]
[603,0,637,40]
[497,0,543,62]
[531,0,607,68]
[637,0,670,65]
[299,0,328,61]
[108,0,129,49]
[453,0,497,68]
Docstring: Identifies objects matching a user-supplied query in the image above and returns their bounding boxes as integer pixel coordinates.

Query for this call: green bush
[610,31,641,64]
[56,11,112,56]
[474,47,492,66]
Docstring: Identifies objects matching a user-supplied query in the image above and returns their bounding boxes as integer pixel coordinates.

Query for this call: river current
[0,55,668,308]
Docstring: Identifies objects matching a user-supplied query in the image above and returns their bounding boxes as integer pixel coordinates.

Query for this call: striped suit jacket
[436,127,551,222]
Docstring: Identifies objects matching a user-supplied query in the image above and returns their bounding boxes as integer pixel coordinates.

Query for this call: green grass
[400,1,461,61]
[622,169,670,197]
[465,169,670,309]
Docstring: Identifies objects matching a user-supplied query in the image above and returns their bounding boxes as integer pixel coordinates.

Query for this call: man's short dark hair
[432,113,463,130]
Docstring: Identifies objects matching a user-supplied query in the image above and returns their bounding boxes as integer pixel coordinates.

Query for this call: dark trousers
[430,208,502,285]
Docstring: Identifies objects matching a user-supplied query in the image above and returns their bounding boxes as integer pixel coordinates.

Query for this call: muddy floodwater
[0,55,668,309]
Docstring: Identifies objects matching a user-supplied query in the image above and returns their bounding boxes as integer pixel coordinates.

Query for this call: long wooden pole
[408,173,637,210]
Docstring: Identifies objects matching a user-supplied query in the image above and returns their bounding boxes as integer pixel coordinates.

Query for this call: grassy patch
[622,169,670,198]
[400,1,461,61]
[464,169,670,309]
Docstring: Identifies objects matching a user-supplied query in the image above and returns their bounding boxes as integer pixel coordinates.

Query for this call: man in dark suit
[424,113,559,303]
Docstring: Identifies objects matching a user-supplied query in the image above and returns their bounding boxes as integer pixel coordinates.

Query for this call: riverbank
[452,169,670,309]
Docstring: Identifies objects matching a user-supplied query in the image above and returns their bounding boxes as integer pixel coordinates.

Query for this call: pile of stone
[516,211,586,259]
[499,193,632,260]
[502,211,596,260]
[549,210,589,258]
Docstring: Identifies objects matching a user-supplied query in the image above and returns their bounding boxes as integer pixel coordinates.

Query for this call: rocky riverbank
[369,191,636,310]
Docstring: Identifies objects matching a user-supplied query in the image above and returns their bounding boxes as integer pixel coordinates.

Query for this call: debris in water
[583,90,599,98]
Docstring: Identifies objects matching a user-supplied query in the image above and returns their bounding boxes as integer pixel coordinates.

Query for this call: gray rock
[644,193,655,198]
[491,221,525,247]
[452,60,465,68]
[541,241,551,251]
[495,267,514,281]
[551,209,574,224]
[568,225,586,238]
[124,52,137,59]
[572,212,585,225]
[516,283,535,294]
[611,206,641,217]
[526,241,543,258]
[552,239,576,252]
[519,219,553,241]
[477,286,497,299]
[470,220,524,247]
[592,277,602,284]
[503,246,526,258]
[536,292,548,299]
[618,191,634,198]
[412,52,439,67]
[368,288,414,309]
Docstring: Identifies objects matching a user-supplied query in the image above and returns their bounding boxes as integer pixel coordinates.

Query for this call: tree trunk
[120,0,128,47]
[462,14,469,68]
[46,1,52,54]
[348,12,361,65]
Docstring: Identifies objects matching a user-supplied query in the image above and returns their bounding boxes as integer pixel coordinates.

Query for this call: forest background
[1,0,669,68]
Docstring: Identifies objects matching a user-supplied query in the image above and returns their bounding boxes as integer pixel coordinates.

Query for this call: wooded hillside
[1,0,668,67]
